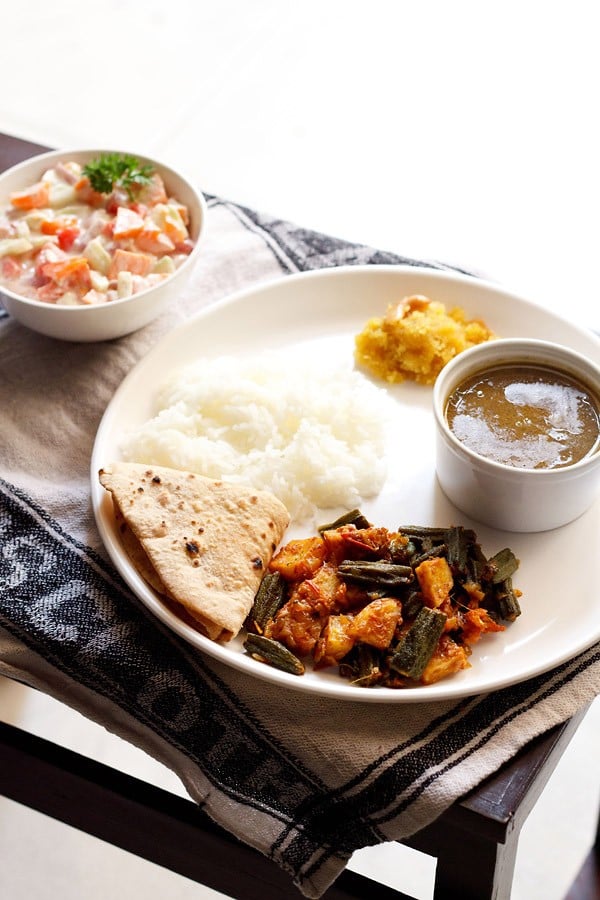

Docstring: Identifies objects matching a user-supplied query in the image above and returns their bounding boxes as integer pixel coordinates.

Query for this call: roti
[98,461,290,641]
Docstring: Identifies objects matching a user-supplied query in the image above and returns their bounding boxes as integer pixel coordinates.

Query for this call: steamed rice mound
[355,295,495,385]
[121,351,394,523]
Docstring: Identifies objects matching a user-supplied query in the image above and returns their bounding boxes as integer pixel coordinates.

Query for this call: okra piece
[340,644,383,687]
[411,543,448,567]
[486,547,519,584]
[397,525,447,557]
[243,634,305,676]
[389,607,447,679]
[355,644,383,686]
[397,525,448,553]
[466,540,488,583]
[338,560,413,590]
[401,590,424,619]
[398,525,448,541]
[248,571,287,632]
[493,577,522,621]
[318,508,371,532]
[445,526,475,573]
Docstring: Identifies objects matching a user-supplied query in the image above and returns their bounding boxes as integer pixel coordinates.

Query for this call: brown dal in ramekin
[445,363,600,469]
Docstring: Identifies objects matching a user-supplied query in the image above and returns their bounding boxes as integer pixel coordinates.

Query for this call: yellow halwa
[354,295,495,385]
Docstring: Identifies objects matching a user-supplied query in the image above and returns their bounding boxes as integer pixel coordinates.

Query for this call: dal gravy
[445,363,600,469]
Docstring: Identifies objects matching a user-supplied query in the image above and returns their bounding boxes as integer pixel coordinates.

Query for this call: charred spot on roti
[251,557,263,570]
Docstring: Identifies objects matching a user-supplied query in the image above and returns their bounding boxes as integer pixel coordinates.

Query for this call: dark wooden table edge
[0,718,409,900]
[0,132,50,173]
[0,704,597,899]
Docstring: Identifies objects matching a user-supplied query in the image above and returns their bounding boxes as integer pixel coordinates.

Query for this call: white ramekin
[433,338,600,532]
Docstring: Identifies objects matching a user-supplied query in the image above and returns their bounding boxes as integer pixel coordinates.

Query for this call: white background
[4,1,599,333]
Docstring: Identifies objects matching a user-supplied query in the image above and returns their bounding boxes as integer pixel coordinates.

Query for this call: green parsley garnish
[82,153,154,198]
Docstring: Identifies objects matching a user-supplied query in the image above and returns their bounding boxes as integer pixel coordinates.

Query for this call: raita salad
[0,153,195,306]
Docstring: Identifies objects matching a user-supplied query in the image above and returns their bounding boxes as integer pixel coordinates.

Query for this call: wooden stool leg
[431,824,518,899]
[404,711,590,900]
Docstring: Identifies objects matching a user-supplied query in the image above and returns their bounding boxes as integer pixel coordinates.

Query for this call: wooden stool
[0,706,595,899]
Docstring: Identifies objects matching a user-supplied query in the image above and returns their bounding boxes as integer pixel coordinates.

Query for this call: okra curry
[244,510,521,688]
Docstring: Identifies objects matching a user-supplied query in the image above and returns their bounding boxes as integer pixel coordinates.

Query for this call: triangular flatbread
[99,462,290,642]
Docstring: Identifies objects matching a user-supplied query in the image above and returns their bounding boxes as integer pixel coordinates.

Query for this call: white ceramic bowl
[433,338,600,532]
[0,148,207,342]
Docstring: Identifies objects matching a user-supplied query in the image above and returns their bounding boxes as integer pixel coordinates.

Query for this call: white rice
[121,350,394,522]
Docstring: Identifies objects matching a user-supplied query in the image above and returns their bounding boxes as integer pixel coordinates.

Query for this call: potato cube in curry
[265,595,327,657]
[314,615,355,668]
[351,597,401,649]
[269,536,326,580]
[415,556,454,608]
[420,635,470,684]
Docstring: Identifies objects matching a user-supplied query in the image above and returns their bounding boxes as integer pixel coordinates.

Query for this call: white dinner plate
[91,265,600,703]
